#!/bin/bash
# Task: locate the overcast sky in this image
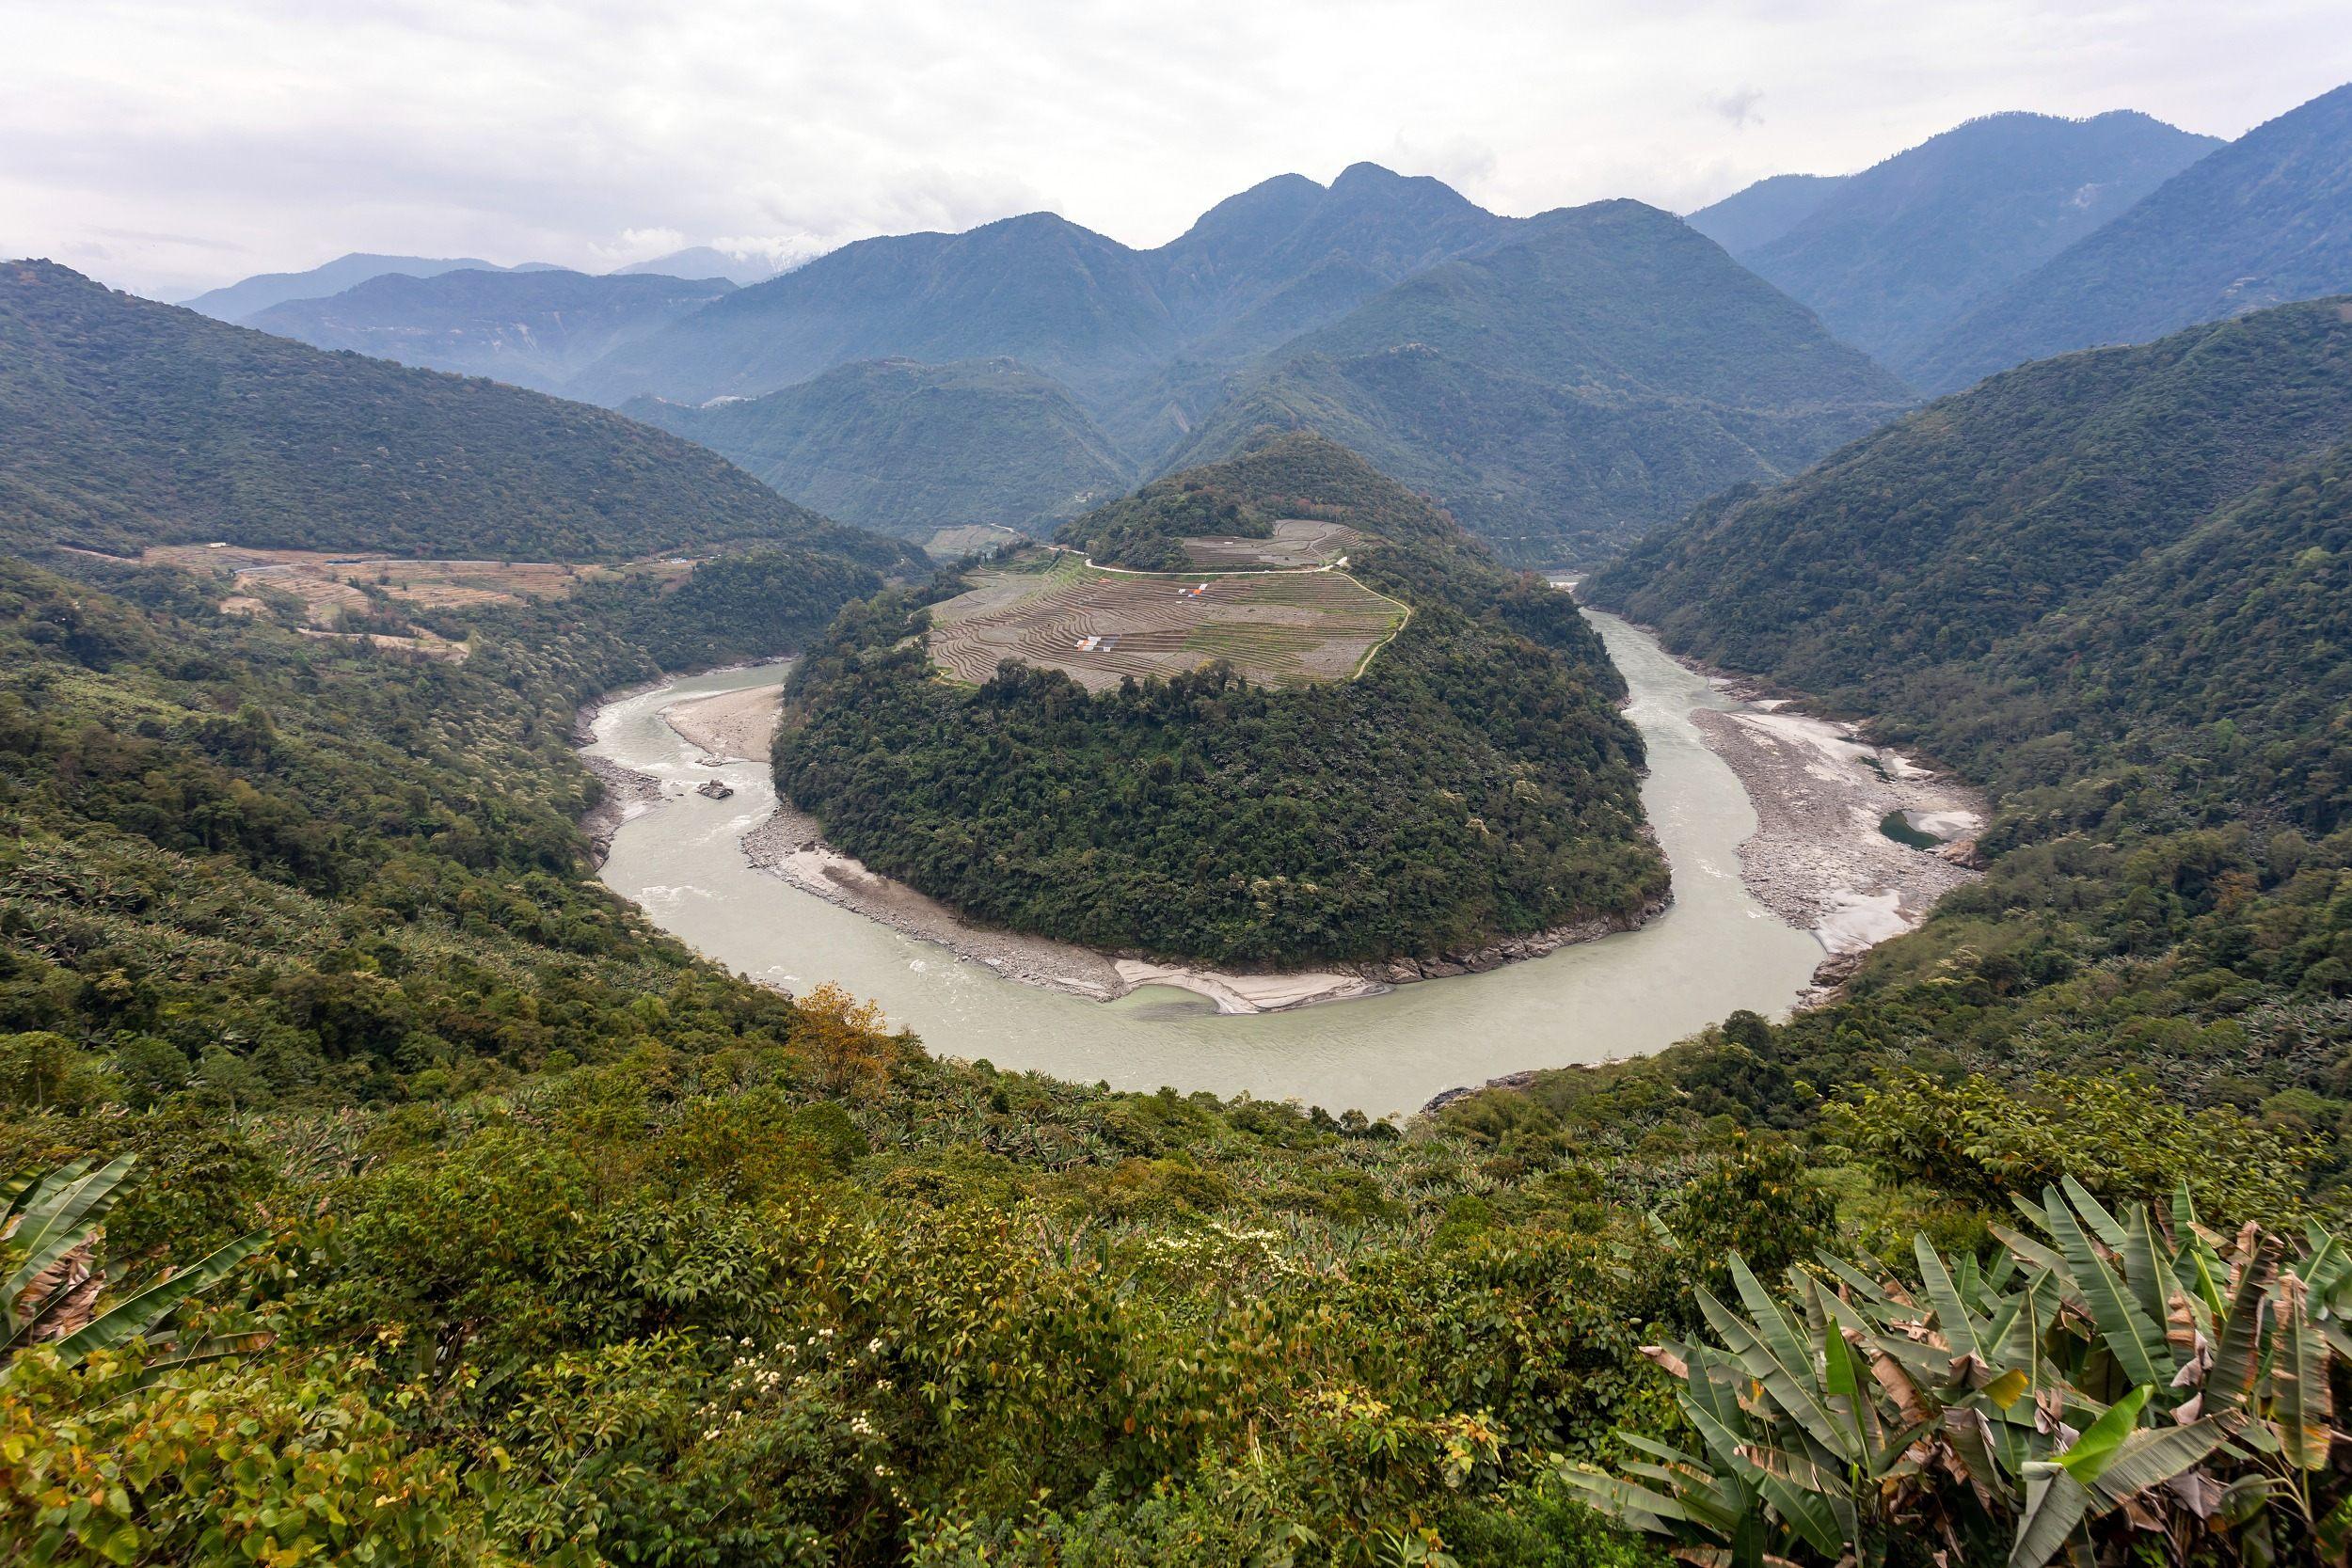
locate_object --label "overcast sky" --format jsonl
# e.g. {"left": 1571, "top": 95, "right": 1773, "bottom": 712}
{"left": 8, "top": 0, "right": 2348, "bottom": 300}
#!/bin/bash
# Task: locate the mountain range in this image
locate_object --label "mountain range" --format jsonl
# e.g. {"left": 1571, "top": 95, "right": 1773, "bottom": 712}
{"left": 1696, "top": 111, "right": 2219, "bottom": 380}
{"left": 188, "top": 82, "right": 2352, "bottom": 565}
{"left": 1162, "top": 200, "right": 1910, "bottom": 562}
{"left": 1911, "top": 83, "right": 2352, "bottom": 392}
{"left": 246, "top": 268, "right": 740, "bottom": 395}
{"left": 565, "top": 167, "right": 1901, "bottom": 562}
{"left": 178, "top": 252, "right": 564, "bottom": 322}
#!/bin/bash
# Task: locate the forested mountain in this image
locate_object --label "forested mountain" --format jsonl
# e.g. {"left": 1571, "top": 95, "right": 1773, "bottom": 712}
{"left": 1588, "top": 296, "right": 2352, "bottom": 705}
{"left": 626, "top": 357, "right": 1134, "bottom": 538}
{"left": 1168, "top": 202, "right": 1913, "bottom": 562}
{"left": 571, "top": 211, "right": 1182, "bottom": 404}
{"left": 0, "top": 260, "right": 919, "bottom": 570}
{"left": 1733, "top": 110, "right": 2217, "bottom": 377}
{"left": 1914, "top": 83, "right": 2352, "bottom": 393}
{"left": 577, "top": 164, "right": 1520, "bottom": 410}
{"left": 247, "top": 268, "right": 737, "bottom": 393}
{"left": 179, "top": 251, "right": 554, "bottom": 322}
{"left": 778, "top": 433, "right": 1668, "bottom": 966}
{"left": 1683, "top": 171, "right": 1849, "bottom": 254}
{"left": 1146, "top": 162, "right": 1518, "bottom": 356}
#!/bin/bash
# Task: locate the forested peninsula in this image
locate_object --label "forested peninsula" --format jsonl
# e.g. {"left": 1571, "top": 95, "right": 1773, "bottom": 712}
{"left": 775, "top": 434, "right": 1669, "bottom": 969}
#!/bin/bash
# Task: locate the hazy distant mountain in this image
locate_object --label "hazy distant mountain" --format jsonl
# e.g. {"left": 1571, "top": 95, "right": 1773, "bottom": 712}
{"left": 616, "top": 245, "right": 788, "bottom": 286}
{"left": 1167, "top": 201, "right": 1914, "bottom": 562}
{"left": 572, "top": 211, "right": 1181, "bottom": 405}
{"left": 1913, "top": 83, "right": 2352, "bottom": 393}
{"left": 247, "top": 268, "right": 738, "bottom": 394}
{"left": 179, "top": 252, "right": 559, "bottom": 322}
{"left": 572, "top": 164, "right": 1522, "bottom": 408}
{"left": 0, "top": 259, "right": 917, "bottom": 570}
{"left": 628, "top": 358, "right": 1133, "bottom": 538}
{"left": 1683, "top": 173, "right": 1849, "bottom": 254}
{"left": 1738, "top": 111, "right": 2217, "bottom": 377}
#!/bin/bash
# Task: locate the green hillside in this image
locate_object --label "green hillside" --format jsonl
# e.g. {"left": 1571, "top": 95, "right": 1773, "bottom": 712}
{"left": 248, "top": 267, "right": 737, "bottom": 394}
{"left": 777, "top": 434, "right": 1666, "bottom": 966}
{"left": 1915, "top": 83, "right": 2352, "bottom": 392}
{"left": 1587, "top": 297, "right": 2352, "bottom": 704}
{"left": 1168, "top": 202, "right": 1913, "bottom": 564}
{"left": 628, "top": 357, "right": 1134, "bottom": 538}
{"left": 1737, "top": 110, "right": 2217, "bottom": 376}
{"left": 0, "top": 260, "right": 919, "bottom": 571}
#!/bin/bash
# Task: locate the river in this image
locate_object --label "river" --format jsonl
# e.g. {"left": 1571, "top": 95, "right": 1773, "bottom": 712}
{"left": 588, "top": 612, "right": 1825, "bottom": 1117}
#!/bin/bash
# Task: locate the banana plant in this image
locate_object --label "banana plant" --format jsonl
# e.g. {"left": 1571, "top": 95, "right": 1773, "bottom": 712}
{"left": 1561, "top": 1180, "right": 2344, "bottom": 1567}
{"left": 3, "top": 1153, "right": 267, "bottom": 1373}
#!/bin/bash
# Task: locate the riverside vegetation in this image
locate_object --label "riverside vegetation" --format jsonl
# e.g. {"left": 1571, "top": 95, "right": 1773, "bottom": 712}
{"left": 5, "top": 256, "right": 2352, "bottom": 1567}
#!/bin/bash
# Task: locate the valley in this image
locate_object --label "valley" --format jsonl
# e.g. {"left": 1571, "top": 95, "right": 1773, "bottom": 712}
{"left": 9, "top": 37, "right": 2352, "bottom": 1565}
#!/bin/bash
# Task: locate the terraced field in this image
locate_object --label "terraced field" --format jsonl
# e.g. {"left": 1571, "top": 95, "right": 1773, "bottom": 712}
{"left": 929, "top": 551, "right": 1407, "bottom": 691}
{"left": 1181, "top": 518, "right": 1364, "bottom": 569}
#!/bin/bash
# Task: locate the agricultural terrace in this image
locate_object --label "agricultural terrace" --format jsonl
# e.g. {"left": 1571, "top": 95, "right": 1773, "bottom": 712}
{"left": 1180, "top": 517, "right": 1365, "bottom": 569}
{"left": 927, "top": 549, "right": 1407, "bottom": 692}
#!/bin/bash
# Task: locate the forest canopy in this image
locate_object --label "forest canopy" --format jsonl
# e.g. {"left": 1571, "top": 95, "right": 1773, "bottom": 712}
{"left": 777, "top": 434, "right": 1668, "bottom": 967}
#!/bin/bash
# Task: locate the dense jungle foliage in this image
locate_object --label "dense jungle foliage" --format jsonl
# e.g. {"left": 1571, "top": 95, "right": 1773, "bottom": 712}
{"left": 777, "top": 435, "right": 1668, "bottom": 967}
{"left": 0, "top": 260, "right": 919, "bottom": 571}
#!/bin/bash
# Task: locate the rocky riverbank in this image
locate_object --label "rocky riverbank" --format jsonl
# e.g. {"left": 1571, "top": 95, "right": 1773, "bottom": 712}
{"left": 1687, "top": 703, "right": 1983, "bottom": 987}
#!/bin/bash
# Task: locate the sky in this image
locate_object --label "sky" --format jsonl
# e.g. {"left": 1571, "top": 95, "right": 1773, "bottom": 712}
{"left": 8, "top": 0, "right": 2349, "bottom": 301}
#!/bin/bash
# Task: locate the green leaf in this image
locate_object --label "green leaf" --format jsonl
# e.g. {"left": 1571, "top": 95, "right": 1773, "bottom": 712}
{"left": 2270, "top": 1274, "right": 2332, "bottom": 1471}
{"left": 1915, "top": 1233, "right": 1986, "bottom": 1362}
{"left": 4, "top": 1153, "right": 135, "bottom": 1309}
{"left": 2044, "top": 1194, "right": 2172, "bottom": 1388}
{"left": 2057, "top": 1385, "right": 2151, "bottom": 1486}
{"left": 50, "top": 1231, "right": 266, "bottom": 1363}
{"left": 2204, "top": 1241, "right": 2271, "bottom": 1418}
{"left": 2086, "top": 1421, "right": 2228, "bottom": 1509}
{"left": 2011, "top": 1462, "right": 2092, "bottom": 1568}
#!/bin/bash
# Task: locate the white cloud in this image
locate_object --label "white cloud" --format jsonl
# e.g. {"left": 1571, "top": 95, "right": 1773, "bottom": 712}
{"left": 2, "top": 0, "right": 2347, "bottom": 297}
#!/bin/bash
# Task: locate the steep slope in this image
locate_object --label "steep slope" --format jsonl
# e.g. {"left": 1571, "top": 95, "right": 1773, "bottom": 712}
{"left": 180, "top": 252, "right": 550, "bottom": 321}
{"left": 778, "top": 433, "right": 1667, "bottom": 966}
{"left": 0, "top": 260, "right": 919, "bottom": 570}
{"left": 1915, "top": 83, "right": 2352, "bottom": 393}
{"left": 1683, "top": 173, "right": 1850, "bottom": 254}
{"left": 628, "top": 357, "right": 1133, "bottom": 538}
{"left": 572, "top": 213, "right": 1178, "bottom": 404}
{"left": 1585, "top": 296, "right": 2352, "bottom": 737}
{"left": 247, "top": 268, "right": 737, "bottom": 394}
{"left": 1738, "top": 111, "right": 2217, "bottom": 377}
{"left": 1168, "top": 202, "right": 1914, "bottom": 563}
